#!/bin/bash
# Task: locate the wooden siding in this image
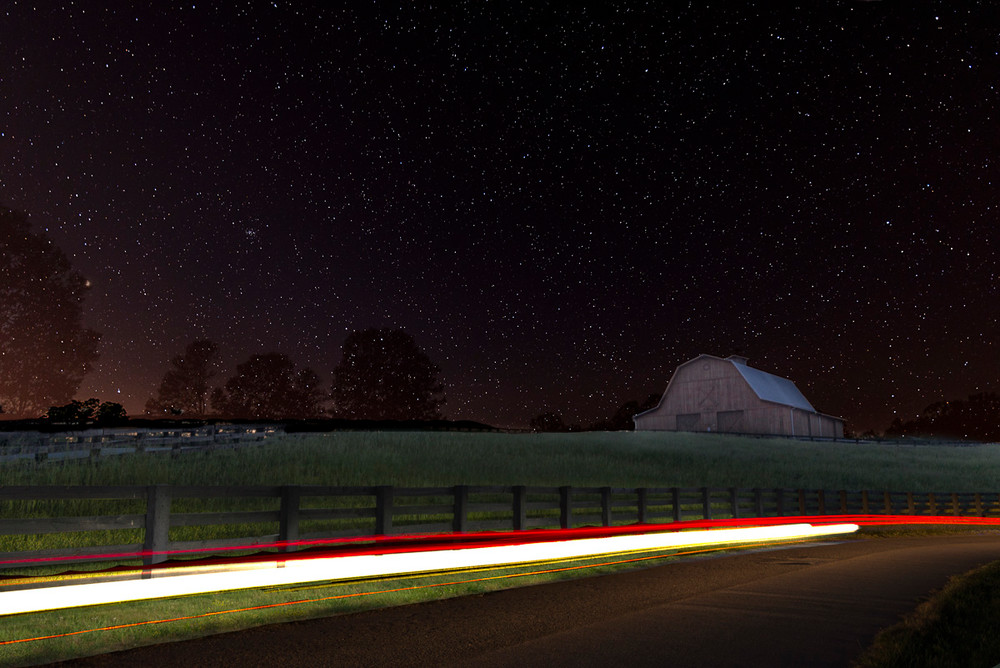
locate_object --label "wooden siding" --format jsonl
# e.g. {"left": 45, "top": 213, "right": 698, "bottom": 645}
{"left": 635, "top": 355, "right": 844, "bottom": 438}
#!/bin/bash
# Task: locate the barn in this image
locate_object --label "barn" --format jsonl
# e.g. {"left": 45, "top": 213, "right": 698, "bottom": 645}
{"left": 633, "top": 354, "right": 844, "bottom": 438}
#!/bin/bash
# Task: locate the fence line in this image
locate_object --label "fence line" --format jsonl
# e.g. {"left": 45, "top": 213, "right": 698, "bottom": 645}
{"left": 1, "top": 484, "right": 998, "bottom": 570}
{"left": 0, "top": 425, "right": 281, "bottom": 463}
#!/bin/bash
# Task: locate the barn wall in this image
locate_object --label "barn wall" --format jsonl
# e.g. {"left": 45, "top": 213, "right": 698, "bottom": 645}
{"left": 656, "top": 357, "right": 760, "bottom": 418}
{"left": 634, "top": 354, "right": 845, "bottom": 438}
{"left": 633, "top": 413, "right": 675, "bottom": 430}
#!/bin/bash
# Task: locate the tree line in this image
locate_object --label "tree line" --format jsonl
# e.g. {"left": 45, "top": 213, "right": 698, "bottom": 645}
{"left": 143, "top": 330, "right": 445, "bottom": 421}
{"left": 529, "top": 394, "right": 660, "bottom": 433}
{"left": 883, "top": 393, "right": 1000, "bottom": 442}
{"left": 4, "top": 204, "right": 998, "bottom": 436}
{"left": 1, "top": 204, "right": 444, "bottom": 423}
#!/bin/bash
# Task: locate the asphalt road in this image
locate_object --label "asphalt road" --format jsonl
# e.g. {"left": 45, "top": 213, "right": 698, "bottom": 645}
{"left": 49, "top": 534, "right": 1000, "bottom": 667}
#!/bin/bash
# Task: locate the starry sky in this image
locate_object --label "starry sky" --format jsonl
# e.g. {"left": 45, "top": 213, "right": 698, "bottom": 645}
{"left": 2, "top": 2, "right": 998, "bottom": 432}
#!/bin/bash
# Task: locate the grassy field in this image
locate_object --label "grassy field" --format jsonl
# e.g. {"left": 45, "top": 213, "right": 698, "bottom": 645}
{"left": 3, "top": 430, "right": 1000, "bottom": 666}
{"left": 3, "top": 430, "right": 1000, "bottom": 490}
{"left": 4, "top": 430, "right": 1000, "bottom": 565}
{"left": 853, "top": 557, "right": 1000, "bottom": 667}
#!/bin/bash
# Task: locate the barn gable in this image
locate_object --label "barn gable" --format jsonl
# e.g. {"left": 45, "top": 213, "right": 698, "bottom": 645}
{"left": 634, "top": 354, "right": 844, "bottom": 438}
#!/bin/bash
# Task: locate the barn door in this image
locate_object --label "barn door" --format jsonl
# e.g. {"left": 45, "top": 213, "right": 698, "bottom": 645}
{"left": 677, "top": 413, "right": 700, "bottom": 431}
{"left": 717, "top": 410, "right": 744, "bottom": 433}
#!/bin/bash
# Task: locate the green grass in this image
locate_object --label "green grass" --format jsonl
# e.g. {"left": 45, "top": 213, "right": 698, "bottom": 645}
{"left": 3, "top": 430, "right": 1000, "bottom": 490}
{"left": 4, "top": 431, "right": 1000, "bottom": 571}
{"left": 0, "top": 537, "right": 819, "bottom": 667}
{"left": 852, "top": 558, "right": 1000, "bottom": 667}
{"left": 4, "top": 430, "right": 1000, "bottom": 665}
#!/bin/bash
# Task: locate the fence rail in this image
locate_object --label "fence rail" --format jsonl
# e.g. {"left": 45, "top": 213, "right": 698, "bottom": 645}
{"left": 0, "top": 425, "right": 280, "bottom": 463}
{"left": 2, "top": 484, "right": 999, "bottom": 570}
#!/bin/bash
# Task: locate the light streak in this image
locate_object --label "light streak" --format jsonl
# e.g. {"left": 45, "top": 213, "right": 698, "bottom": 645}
{"left": 0, "top": 542, "right": 759, "bottom": 647}
{"left": 0, "top": 522, "right": 858, "bottom": 616}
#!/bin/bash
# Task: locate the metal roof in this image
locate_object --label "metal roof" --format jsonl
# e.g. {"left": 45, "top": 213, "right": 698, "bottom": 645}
{"left": 727, "top": 356, "right": 816, "bottom": 412}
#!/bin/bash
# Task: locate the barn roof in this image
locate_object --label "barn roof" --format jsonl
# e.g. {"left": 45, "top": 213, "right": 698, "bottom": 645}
{"left": 724, "top": 355, "right": 816, "bottom": 412}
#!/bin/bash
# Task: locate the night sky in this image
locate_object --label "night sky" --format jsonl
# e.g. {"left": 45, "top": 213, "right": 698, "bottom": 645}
{"left": 3, "top": 2, "right": 998, "bottom": 432}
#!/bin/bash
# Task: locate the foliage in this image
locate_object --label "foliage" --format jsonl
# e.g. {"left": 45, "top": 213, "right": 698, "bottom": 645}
{"left": 529, "top": 412, "right": 569, "bottom": 432}
{"left": 886, "top": 392, "right": 1000, "bottom": 441}
{"left": 45, "top": 398, "right": 128, "bottom": 425}
{"left": 144, "top": 339, "right": 219, "bottom": 417}
{"left": 330, "top": 329, "right": 445, "bottom": 420}
{"left": 531, "top": 393, "right": 660, "bottom": 432}
{"left": 95, "top": 401, "right": 128, "bottom": 424}
{"left": 854, "top": 559, "right": 1000, "bottom": 668}
{"left": 589, "top": 393, "right": 661, "bottom": 431}
{"left": 211, "top": 352, "right": 324, "bottom": 419}
{"left": 45, "top": 398, "right": 100, "bottom": 423}
{"left": 0, "top": 205, "right": 101, "bottom": 417}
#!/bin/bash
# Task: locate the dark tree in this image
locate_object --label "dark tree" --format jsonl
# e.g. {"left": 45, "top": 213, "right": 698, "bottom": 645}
{"left": 529, "top": 412, "right": 568, "bottom": 433}
{"left": 46, "top": 398, "right": 127, "bottom": 425}
{"left": 885, "top": 392, "right": 1000, "bottom": 441}
{"left": 145, "top": 339, "right": 219, "bottom": 417}
{"left": 46, "top": 398, "right": 100, "bottom": 423}
{"left": 211, "top": 353, "right": 324, "bottom": 419}
{"left": 95, "top": 401, "right": 128, "bottom": 425}
{"left": 0, "top": 206, "right": 100, "bottom": 417}
{"left": 330, "top": 329, "right": 445, "bottom": 420}
{"left": 589, "top": 393, "right": 661, "bottom": 431}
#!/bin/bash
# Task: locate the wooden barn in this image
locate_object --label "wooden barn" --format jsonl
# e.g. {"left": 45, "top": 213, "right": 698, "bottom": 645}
{"left": 633, "top": 354, "right": 844, "bottom": 438}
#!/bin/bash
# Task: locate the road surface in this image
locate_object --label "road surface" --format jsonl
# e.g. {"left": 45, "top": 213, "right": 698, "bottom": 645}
{"left": 48, "top": 533, "right": 1000, "bottom": 667}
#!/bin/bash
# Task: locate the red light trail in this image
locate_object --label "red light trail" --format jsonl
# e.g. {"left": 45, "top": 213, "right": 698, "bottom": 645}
{"left": 3, "top": 514, "right": 996, "bottom": 619}
{"left": 0, "top": 542, "right": 811, "bottom": 647}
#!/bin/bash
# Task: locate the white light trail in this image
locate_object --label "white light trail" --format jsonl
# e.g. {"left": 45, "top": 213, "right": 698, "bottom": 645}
{"left": 0, "top": 523, "right": 857, "bottom": 616}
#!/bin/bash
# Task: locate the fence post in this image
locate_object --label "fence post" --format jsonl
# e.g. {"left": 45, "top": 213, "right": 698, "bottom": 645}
{"left": 840, "top": 490, "right": 848, "bottom": 514}
{"left": 513, "top": 485, "right": 527, "bottom": 530}
{"left": 928, "top": 492, "right": 936, "bottom": 515}
{"left": 701, "top": 487, "right": 711, "bottom": 520}
{"left": 775, "top": 488, "right": 785, "bottom": 517}
{"left": 560, "top": 486, "right": 572, "bottom": 529}
{"left": 143, "top": 484, "right": 171, "bottom": 572}
{"left": 729, "top": 487, "right": 739, "bottom": 519}
{"left": 671, "top": 488, "right": 680, "bottom": 522}
{"left": 975, "top": 493, "right": 983, "bottom": 516}
{"left": 797, "top": 489, "right": 806, "bottom": 515}
{"left": 601, "top": 487, "right": 612, "bottom": 527}
{"left": 453, "top": 485, "right": 469, "bottom": 533}
{"left": 906, "top": 492, "right": 915, "bottom": 515}
{"left": 637, "top": 488, "right": 648, "bottom": 524}
{"left": 753, "top": 488, "right": 763, "bottom": 517}
{"left": 279, "top": 485, "right": 301, "bottom": 552}
{"left": 861, "top": 490, "right": 870, "bottom": 514}
{"left": 951, "top": 493, "right": 960, "bottom": 515}
{"left": 817, "top": 489, "right": 826, "bottom": 515}
{"left": 375, "top": 486, "right": 394, "bottom": 535}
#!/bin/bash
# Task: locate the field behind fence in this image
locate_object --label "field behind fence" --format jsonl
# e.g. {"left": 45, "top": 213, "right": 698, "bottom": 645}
{"left": 3, "top": 429, "right": 1000, "bottom": 575}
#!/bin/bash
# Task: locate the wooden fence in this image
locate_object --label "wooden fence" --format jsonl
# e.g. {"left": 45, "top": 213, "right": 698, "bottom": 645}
{"left": 0, "top": 425, "right": 280, "bottom": 464}
{"left": 2, "top": 485, "right": 999, "bottom": 570}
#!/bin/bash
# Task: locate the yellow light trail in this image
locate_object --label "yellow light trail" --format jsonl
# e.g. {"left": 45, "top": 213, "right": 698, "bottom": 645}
{"left": 2, "top": 537, "right": 831, "bottom": 647}
{"left": 0, "top": 523, "right": 858, "bottom": 616}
